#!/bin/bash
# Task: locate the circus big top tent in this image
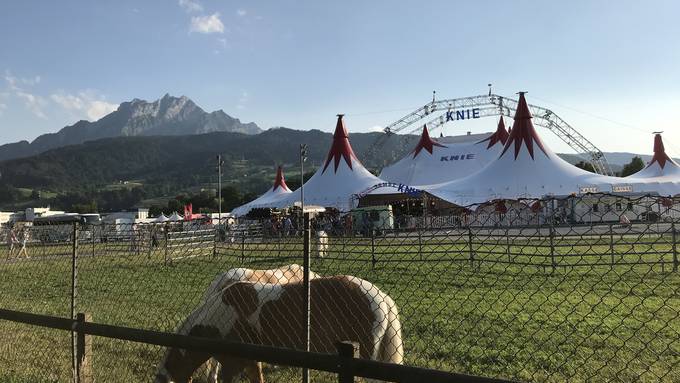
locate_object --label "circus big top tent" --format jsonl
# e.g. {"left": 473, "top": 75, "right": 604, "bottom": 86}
{"left": 271, "top": 115, "right": 386, "bottom": 212}
{"left": 231, "top": 165, "right": 293, "bottom": 216}
{"left": 425, "top": 93, "right": 680, "bottom": 206}
{"left": 379, "top": 118, "right": 509, "bottom": 186}
{"left": 627, "top": 134, "right": 680, "bottom": 181}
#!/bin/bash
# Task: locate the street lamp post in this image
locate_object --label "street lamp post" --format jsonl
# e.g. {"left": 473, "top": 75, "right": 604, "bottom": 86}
{"left": 217, "top": 155, "right": 224, "bottom": 225}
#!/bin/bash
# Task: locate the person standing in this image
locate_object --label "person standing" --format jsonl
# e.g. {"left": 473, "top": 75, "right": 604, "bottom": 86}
{"left": 6, "top": 227, "right": 16, "bottom": 257}
{"left": 17, "top": 228, "right": 29, "bottom": 259}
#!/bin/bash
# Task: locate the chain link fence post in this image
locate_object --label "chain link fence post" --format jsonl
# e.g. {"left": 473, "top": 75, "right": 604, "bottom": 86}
{"left": 241, "top": 231, "right": 246, "bottom": 265}
{"left": 71, "top": 222, "right": 79, "bottom": 383}
{"left": 609, "top": 223, "right": 615, "bottom": 268}
{"left": 371, "top": 229, "right": 376, "bottom": 269}
{"left": 468, "top": 227, "right": 474, "bottom": 268}
{"left": 549, "top": 222, "right": 556, "bottom": 273}
{"left": 302, "top": 212, "right": 311, "bottom": 383}
{"left": 672, "top": 222, "right": 678, "bottom": 272}
{"left": 163, "top": 222, "right": 169, "bottom": 266}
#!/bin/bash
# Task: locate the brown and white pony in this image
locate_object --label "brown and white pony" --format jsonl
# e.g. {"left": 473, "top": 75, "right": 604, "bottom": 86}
{"left": 201, "top": 264, "right": 319, "bottom": 382}
{"left": 155, "top": 275, "right": 403, "bottom": 383}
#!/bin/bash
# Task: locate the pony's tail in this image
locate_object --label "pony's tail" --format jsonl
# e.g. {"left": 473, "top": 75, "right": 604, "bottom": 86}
{"left": 378, "top": 295, "right": 403, "bottom": 365}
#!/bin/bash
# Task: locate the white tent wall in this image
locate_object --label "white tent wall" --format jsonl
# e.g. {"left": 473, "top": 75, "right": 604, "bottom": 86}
{"left": 379, "top": 119, "right": 510, "bottom": 187}
{"left": 231, "top": 165, "right": 293, "bottom": 216}
{"left": 273, "top": 115, "right": 387, "bottom": 212}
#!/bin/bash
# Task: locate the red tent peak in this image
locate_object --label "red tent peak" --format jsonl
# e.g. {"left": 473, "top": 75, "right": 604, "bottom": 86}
{"left": 413, "top": 125, "right": 446, "bottom": 158}
{"left": 500, "top": 93, "right": 548, "bottom": 160}
{"left": 477, "top": 116, "right": 510, "bottom": 149}
{"left": 272, "top": 165, "right": 290, "bottom": 191}
{"left": 647, "top": 133, "right": 674, "bottom": 169}
{"left": 322, "top": 114, "right": 359, "bottom": 173}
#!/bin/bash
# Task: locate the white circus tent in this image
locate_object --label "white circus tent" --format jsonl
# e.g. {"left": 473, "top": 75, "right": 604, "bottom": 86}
{"left": 426, "top": 93, "right": 680, "bottom": 206}
{"left": 273, "top": 115, "right": 386, "bottom": 211}
{"left": 231, "top": 165, "right": 293, "bottom": 216}
{"left": 627, "top": 134, "right": 680, "bottom": 181}
{"left": 379, "top": 118, "right": 509, "bottom": 186}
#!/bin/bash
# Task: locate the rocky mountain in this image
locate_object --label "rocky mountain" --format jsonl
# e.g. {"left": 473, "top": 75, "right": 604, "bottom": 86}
{"left": 0, "top": 94, "right": 261, "bottom": 161}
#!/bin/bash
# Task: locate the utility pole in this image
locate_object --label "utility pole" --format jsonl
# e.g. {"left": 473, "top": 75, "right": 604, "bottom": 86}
{"left": 217, "top": 155, "right": 224, "bottom": 225}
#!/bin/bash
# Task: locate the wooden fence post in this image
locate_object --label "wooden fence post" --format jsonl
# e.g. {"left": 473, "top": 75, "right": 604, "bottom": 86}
{"left": 76, "top": 312, "right": 93, "bottom": 383}
{"left": 337, "top": 341, "right": 359, "bottom": 383}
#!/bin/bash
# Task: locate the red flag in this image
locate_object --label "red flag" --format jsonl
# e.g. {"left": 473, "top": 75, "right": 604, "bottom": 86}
{"left": 184, "top": 203, "right": 193, "bottom": 220}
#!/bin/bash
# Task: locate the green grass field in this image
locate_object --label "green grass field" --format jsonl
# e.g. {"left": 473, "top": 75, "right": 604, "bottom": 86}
{"left": 0, "top": 233, "right": 679, "bottom": 382}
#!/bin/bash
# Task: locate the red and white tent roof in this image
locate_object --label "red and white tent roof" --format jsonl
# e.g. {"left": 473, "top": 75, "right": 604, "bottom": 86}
{"left": 426, "top": 93, "right": 680, "bottom": 206}
{"left": 273, "top": 115, "right": 385, "bottom": 211}
{"left": 628, "top": 134, "right": 680, "bottom": 180}
{"left": 379, "top": 119, "right": 509, "bottom": 186}
{"left": 231, "top": 165, "right": 293, "bottom": 216}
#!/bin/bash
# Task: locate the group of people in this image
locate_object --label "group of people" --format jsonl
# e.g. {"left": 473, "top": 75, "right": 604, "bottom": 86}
{"left": 261, "top": 212, "right": 352, "bottom": 238}
{"left": 5, "top": 226, "right": 30, "bottom": 259}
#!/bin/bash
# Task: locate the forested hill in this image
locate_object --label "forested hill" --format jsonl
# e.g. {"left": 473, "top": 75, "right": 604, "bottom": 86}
{"left": 0, "top": 128, "right": 420, "bottom": 209}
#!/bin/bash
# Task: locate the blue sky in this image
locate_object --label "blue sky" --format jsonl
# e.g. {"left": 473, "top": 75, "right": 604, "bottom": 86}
{"left": 1, "top": 0, "right": 679, "bottom": 155}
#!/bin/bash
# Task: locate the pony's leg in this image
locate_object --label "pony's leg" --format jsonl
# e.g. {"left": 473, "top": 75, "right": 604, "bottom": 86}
{"left": 214, "top": 356, "right": 256, "bottom": 383}
{"left": 244, "top": 362, "right": 264, "bottom": 383}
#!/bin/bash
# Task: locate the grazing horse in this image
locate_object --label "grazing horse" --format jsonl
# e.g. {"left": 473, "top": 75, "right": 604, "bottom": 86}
{"left": 155, "top": 276, "right": 403, "bottom": 383}
{"left": 201, "top": 265, "right": 319, "bottom": 382}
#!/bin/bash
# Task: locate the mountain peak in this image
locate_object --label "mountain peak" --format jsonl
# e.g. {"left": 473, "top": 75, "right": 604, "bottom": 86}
{"left": 0, "top": 94, "right": 262, "bottom": 161}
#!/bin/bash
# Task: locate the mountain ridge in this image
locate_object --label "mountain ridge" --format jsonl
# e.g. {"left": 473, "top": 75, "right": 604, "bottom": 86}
{"left": 0, "top": 94, "right": 261, "bottom": 161}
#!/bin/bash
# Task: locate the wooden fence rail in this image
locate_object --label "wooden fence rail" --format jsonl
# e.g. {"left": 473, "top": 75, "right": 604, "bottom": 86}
{"left": 0, "top": 308, "right": 514, "bottom": 383}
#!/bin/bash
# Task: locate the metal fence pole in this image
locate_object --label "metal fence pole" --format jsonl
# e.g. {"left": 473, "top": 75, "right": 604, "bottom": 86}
{"left": 241, "top": 232, "right": 246, "bottom": 265}
{"left": 337, "top": 341, "right": 359, "bottom": 383}
{"left": 163, "top": 222, "right": 169, "bottom": 266}
{"left": 609, "top": 223, "right": 615, "bottom": 267}
{"left": 371, "top": 230, "right": 376, "bottom": 269}
{"left": 71, "top": 222, "right": 79, "bottom": 383}
{"left": 506, "top": 227, "right": 511, "bottom": 264}
{"left": 549, "top": 223, "right": 556, "bottom": 273}
{"left": 302, "top": 212, "right": 311, "bottom": 383}
{"left": 418, "top": 231, "right": 423, "bottom": 262}
{"left": 468, "top": 228, "right": 474, "bottom": 267}
{"left": 672, "top": 222, "right": 678, "bottom": 272}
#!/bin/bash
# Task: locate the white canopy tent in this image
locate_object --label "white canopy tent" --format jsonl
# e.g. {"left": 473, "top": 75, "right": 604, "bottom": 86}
{"left": 627, "top": 134, "right": 680, "bottom": 181}
{"left": 154, "top": 214, "right": 169, "bottom": 223}
{"left": 168, "top": 212, "right": 183, "bottom": 222}
{"left": 231, "top": 165, "right": 293, "bottom": 216}
{"left": 273, "top": 115, "right": 387, "bottom": 212}
{"left": 379, "top": 119, "right": 509, "bottom": 186}
{"left": 424, "top": 93, "right": 680, "bottom": 206}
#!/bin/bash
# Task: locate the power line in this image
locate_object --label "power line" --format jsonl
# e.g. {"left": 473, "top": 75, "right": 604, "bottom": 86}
{"left": 529, "top": 95, "right": 651, "bottom": 134}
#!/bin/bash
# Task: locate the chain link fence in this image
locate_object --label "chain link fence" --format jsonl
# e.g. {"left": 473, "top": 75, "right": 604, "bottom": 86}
{"left": 1, "top": 193, "right": 680, "bottom": 382}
